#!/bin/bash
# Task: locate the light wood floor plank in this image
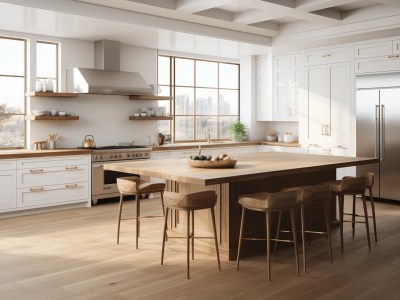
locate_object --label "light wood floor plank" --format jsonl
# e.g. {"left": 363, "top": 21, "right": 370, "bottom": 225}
{"left": 0, "top": 198, "right": 399, "bottom": 299}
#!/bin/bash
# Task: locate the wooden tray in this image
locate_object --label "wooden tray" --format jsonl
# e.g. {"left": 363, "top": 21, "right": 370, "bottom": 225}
{"left": 188, "top": 159, "right": 237, "bottom": 168}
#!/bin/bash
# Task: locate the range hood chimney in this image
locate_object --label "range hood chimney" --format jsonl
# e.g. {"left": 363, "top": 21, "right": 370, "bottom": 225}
{"left": 67, "top": 40, "right": 152, "bottom": 95}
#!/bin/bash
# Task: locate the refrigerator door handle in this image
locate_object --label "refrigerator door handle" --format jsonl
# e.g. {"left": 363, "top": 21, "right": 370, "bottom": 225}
{"left": 375, "top": 105, "right": 379, "bottom": 159}
{"left": 382, "top": 104, "right": 385, "bottom": 161}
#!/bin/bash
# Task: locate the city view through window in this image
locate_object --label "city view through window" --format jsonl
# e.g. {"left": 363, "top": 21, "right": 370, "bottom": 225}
{"left": 158, "top": 55, "right": 239, "bottom": 142}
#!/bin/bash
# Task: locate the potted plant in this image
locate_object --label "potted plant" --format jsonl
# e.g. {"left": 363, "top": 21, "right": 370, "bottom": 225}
{"left": 227, "top": 119, "right": 248, "bottom": 142}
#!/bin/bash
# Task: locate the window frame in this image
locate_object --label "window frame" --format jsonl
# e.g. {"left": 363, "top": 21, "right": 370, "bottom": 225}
{"left": 158, "top": 54, "right": 240, "bottom": 143}
{"left": 0, "top": 36, "right": 27, "bottom": 149}
{"left": 36, "top": 40, "right": 59, "bottom": 91}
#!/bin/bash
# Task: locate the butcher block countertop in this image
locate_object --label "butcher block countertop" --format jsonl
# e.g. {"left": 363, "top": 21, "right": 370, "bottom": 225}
{"left": 0, "top": 149, "right": 92, "bottom": 159}
{"left": 104, "top": 152, "right": 378, "bottom": 186}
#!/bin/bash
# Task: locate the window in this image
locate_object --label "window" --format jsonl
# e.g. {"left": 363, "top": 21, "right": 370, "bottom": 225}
{"left": 37, "top": 41, "right": 58, "bottom": 91}
{"left": 158, "top": 55, "right": 240, "bottom": 142}
{"left": 0, "top": 37, "right": 26, "bottom": 148}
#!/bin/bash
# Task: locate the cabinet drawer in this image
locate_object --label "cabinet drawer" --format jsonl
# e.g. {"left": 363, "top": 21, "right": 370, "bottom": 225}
{"left": 0, "top": 170, "right": 16, "bottom": 211}
{"left": 355, "top": 56, "right": 400, "bottom": 74}
{"left": 304, "top": 47, "right": 350, "bottom": 66}
{"left": 17, "top": 182, "right": 89, "bottom": 208}
{"left": 17, "top": 155, "right": 89, "bottom": 169}
{"left": 17, "top": 164, "right": 89, "bottom": 188}
{"left": 0, "top": 160, "right": 17, "bottom": 171}
{"left": 354, "top": 41, "right": 392, "bottom": 59}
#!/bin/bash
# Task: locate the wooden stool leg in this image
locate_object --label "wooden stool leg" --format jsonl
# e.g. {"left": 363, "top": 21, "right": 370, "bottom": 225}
{"left": 186, "top": 209, "right": 190, "bottom": 279}
{"left": 352, "top": 195, "right": 356, "bottom": 237}
{"left": 160, "top": 191, "right": 165, "bottom": 216}
{"left": 323, "top": 202, "right": 333, "bottom": 263}
{"left": 211, "top": 207, "right": 221, "bottom": 271}
{"left": 369, "top": 187, "right": 378, "bottom": 243}
{"left": 191, "top": 210, "right": 195, "bottom": 260}
{"left": 300, "top": 204, "right": 306, "bottom": 274}
{"left": 338, "top": 195, "right": 344, "bottom": 254}
{"left": 136, "top": 194, "right": 140, "bottom": 249}
{"left": 290, "top": 208, "right": 300, "bottom": 277}
{"left": 161, "top": 207, "right": 169, "bottom": 265}
{"left": 236, "top": 206, "right": 246, "bottom": 271}
{"left": 362, "top": 193, "right": 371, "bottom": 251}
{"left": 307, "top": 206, "right": 312, "bottom": 246}
{"left": 273, "top": 211, "right": 282, "bottom": 256}
{"left": 117, "top": 193, "right": 124, "bottom": 244}
{"left": 266, "top": 211, "right": 271, "bottom": 282}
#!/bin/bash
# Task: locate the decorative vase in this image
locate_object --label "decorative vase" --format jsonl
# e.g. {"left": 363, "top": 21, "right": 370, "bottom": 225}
{"left": 46, "top": 77, "right": 53, "bottom": 92}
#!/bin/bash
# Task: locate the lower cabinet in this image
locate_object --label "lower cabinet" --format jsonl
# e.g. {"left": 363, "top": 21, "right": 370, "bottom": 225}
{"left": 0, "top": 160, "right": 17, "bottom": 211}
{"left": 258, "top": 145, "right": 306, "bottom": 153}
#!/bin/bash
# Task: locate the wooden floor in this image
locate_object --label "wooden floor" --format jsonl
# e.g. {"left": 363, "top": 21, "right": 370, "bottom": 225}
{"left": 0, "top": 197, "right": 399, "bottom": 300}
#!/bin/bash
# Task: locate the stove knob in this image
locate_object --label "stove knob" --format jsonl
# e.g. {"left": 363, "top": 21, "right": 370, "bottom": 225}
{"left": 138, "top": 153, "right": 142, "bottom": 157}
{"left": 127, "top": 154, "right": 131, "bottom": 158}
{"left": 110, "top": 155, "right": 114, "bottom": 159}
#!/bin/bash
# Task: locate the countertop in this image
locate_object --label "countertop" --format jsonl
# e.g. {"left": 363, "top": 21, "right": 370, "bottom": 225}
{"left": 151, "top": 140, "right": 300, "bottom": 151}
{"left": 104, "top": 152, "right": 377, "bottom": 186}
{"left": 0, "top": 149, "right": 92, "bottom": 159}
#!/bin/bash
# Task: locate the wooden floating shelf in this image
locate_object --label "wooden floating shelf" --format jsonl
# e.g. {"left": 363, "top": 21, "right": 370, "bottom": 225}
{"left": 27, "top": 116, "right": 80, "bottom": 121}
{"left": 26, "top": 92, "right": 78, "bottom": 98}
{"left": 129, "top": 116, "right": 172, "bottom": 121}
{"left": 129, "top": 95, "right": 172, "bottom": 100}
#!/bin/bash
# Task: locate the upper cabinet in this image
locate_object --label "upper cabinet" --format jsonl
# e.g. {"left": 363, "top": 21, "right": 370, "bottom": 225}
{"left": 256, "top": 56, "right": 272, "bottom": 121}
{"left": 304, "top": 47, "right": 350, "bottom": 66}
{"left": 273, "top": 54, "right": 300, "bottom": 121}
{"left": 354, "top": 39, "right": 400, "bottom": 74}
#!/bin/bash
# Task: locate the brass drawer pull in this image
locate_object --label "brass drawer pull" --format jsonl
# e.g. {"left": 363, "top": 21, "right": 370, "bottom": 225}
{"left": 65, "top": 184, "right": 79, "bottom": 188}
{"left": 65, "top": 166, "right": 78, "bottom": 170}
{"left": 322, "top": 54, "right": 332, "bottom": 58}
{"left": 30, "top": 187, "right": 44, "bottom": 192}
{"left": 29, "top": 169, "right": 43, "bottom": 173}
{"left": 388, "top": 55, "right": 400, "bottom": 59}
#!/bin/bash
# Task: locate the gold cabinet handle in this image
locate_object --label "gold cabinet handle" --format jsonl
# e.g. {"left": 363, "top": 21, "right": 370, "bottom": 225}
{"left": 322, "top": 54, "right": 332, "bottom": 58}
{"left": 388, "top": 55, "right": 400, "bottom": 59}
{"left": 65, "top": 166, "right": 78, "bottom": 170}
{"left": 30, "top": 187, "right": 44, "bottom": 192}
{"left": 30, "top": 169, "right": 44, "bottom": 173}
{"left": 65, "top": 184, "right": 79, "bottom": 188}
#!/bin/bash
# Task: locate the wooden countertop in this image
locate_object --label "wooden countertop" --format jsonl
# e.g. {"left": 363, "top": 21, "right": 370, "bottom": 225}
{"left": 104, "top": 152, "right": 378, "bottom": 186}
{"left": 0, "top": 149, "right": 92, "bottom": 159}
{"left": 151, "top": 141, "right": 299, "bottom": 151}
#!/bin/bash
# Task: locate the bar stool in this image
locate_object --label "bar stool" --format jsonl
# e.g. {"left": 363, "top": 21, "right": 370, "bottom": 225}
{"left": 276, "top": 185, "right": 332, "bottom": 273}
{"left": 161, "top": 190, "right": 221, "bottom": 279}
{"left": 325, "top": 176, "right": 371, "bottom": 253}
{"left": 116, "top": 176, "right": 165, "bottom": 249}
{"left": 346, "top": 173, "right": 377, "bottom": 243}
{"left": 236, "top": 190, "right": 299, "bottom": 282}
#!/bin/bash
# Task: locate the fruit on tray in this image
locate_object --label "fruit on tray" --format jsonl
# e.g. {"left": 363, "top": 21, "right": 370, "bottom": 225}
{"left": 190, "top": 153, "right": 232, "bottom": 161}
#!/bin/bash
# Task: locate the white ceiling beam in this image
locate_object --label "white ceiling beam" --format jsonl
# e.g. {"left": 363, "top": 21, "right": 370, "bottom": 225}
{"left": 195, "top": 8, "right": 233, "bottom": 22}
{"left": 175, "top": 0, "right": 233, "bottom": 14}
{"left": 233, "top": 10, "right": 287, "bottom": 24}
{"left": 376, "top": 0, "right": 400, "bottom": 9}
{"left": 125, "top": 0, "right": 175, "bottom": 10}
{"left": 295, "top": 0, "right": 360, "bottom": 12}
{"left": 249, "top": 21, "right": 279, "bottom": 32}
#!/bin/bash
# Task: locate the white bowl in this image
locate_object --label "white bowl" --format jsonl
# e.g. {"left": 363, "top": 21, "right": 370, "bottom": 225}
{"left": 266, "top": 135, "right": 278, "bottom": 142}
{"left": 58, "top": 111, "right": 67, "bottom": 116}
{"left": 134, "top": 113, "right": 140, "bottom": 117}
{"left": 32, "top": 110, "right": 48, "bottom": 116}
{"left": 140, "top": 112, "right": 147, "bottom": 117}
{"left": 50, "top": 110, "right": 58, "bottom": 116}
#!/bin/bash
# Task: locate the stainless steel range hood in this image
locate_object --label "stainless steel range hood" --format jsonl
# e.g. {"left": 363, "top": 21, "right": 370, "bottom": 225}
{"left": 67, "top": 40, "right": 152, "bottom": 96}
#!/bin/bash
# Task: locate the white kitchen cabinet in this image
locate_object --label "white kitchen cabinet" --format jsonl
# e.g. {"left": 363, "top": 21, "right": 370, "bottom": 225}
{"left": 304, "top": 62, "right": 351, "bottom": 152}
{"left": 258, "top": 145, "right": 305, "bottom": 153}
{"left": 0, "top": 160, "right": 17, "bottom": 211}
{"left": 273, "top": 54, "right": 300, "bottom": 121}
{"left": 304, "top": 47, "right": 350, "bottom": 66}
{"left": 256, "top": 56, "right": 273, "bottom": 121}
{"left": 354, "top": 39, "right": 400, "bottom": 74}
{"left": 16, "top": 155, "right": 90, "bottom": 209}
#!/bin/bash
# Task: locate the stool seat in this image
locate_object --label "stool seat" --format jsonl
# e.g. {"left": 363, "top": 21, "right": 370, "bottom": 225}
{"left": 161, "top": 191, "right": 221, "bottom": 279}
{"left": 116, "top": 176, "right": 165, "bottom": 249}
{"left": 239, "top": 191, "right": 298, "bottom": 211}
{"left": 236, "top": 190, "right": 299, "bottom": 282}
{"left": 163, "top": 191, "right": 216, "bottom": 210}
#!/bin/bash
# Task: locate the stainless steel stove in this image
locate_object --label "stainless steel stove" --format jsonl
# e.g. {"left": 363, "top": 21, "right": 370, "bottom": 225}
{"left": 88, "top": 145, "right": 151, "bottom": 205}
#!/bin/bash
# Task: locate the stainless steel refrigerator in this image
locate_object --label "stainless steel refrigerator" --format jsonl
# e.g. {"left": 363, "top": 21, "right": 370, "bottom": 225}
{"left": 356, "top": 73, "right": 400, "bottom": 201}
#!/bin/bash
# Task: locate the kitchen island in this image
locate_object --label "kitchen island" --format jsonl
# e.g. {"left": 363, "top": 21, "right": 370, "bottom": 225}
{"left": 104, "top": 152, "right": 378, "bottom": 260}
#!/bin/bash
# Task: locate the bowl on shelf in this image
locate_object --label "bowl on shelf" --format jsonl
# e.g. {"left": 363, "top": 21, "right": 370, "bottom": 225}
{"left": 32, "top": 110, "right": 48, "bottom": 116}
{"left": 58, "top": 111, "right": 67, "bottom": 116}
{"left": 266, "top": 135, "right": 278, "bottom": 142}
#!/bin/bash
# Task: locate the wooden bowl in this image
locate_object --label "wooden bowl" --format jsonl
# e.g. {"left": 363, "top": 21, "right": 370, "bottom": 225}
{"left": 188, "top": 159, "right": 237, "bottom": 168}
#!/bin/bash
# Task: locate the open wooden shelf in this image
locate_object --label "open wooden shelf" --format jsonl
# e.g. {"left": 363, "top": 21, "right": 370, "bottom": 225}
{"left": 27, "top": 115, "right": 80, "bottom": 121}
{"left": 129, "top": 95, "right": 172, "bottom": 100}
{"left": 26, "top": 92, "right": 78, "bottom": 98}
{"left": 129, "top": 116, "right": 172, "bottom": 121}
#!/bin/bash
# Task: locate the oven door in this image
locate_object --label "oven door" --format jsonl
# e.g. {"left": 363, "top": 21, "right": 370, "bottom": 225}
{"left": 92, "top": 161, "right": 139, "bottom": 196}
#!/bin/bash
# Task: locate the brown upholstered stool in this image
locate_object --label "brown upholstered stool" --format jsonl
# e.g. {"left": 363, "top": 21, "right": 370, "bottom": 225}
{"left": 236, "top": 190, "right": 300, "bottom": 282}
{"left": 161, "top": 191, "right": 221, "bottom": 279}
{"left": 325, "top": 176, "right": 371, "bottom": 253}
{"left": 116, "top": 176, "right": 165, "bottom": 249}
{"left": 276, "top": 185, "right": 332, "bottom": 273}
{"left": 345, "top": 173, "right": 377, "bottom": 243}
